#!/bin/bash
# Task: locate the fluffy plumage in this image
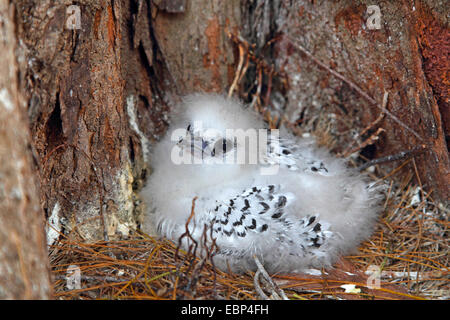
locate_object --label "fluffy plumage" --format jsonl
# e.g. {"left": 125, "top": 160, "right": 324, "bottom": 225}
{"left": 141, "top": 93, "right": 383, "bottom": 273}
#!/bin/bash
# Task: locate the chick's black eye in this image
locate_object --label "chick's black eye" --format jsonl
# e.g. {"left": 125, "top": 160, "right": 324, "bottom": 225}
{"left": 224, "top": 139, "right": 234, "bottom": 153}
{"left": 213, "top": 138, "right": 233, "bottom": 155}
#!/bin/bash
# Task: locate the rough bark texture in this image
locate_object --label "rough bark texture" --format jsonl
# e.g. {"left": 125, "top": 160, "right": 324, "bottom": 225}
{"left": 151, "top": 0, "right": 241, "bottom": 94}
{"left": 0, "top": 1, "right": 51, "bottom": 299}
{"left": 15, "top": 0, "right": 171, "bottom": 242}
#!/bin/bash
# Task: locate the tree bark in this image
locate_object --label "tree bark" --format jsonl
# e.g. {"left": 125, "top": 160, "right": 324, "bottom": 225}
{"left": 15, "top": 0, "right": 172, "bottom": 242}
{"left": 0, "top": 0, "right": 51, "bottom": 299}
{"left": 151, "top": 0, "right": 241, "bottom": 94}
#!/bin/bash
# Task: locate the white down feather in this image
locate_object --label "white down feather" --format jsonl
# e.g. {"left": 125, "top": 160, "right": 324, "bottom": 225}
{"left": 141, "top": 93, "right": 384, "bottom": 273}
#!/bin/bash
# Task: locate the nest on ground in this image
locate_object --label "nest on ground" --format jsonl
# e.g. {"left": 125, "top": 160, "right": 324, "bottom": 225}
{"left": 49, "top": 34, "right": 448, "bottom": 300}
{"left": 49, "top": 165, "right": 449, "bottom": 300}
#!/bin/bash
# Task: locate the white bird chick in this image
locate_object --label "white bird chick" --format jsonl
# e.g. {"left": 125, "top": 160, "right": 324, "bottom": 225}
{"left": 141, "top": 93, "right": 383, "bottom": 273}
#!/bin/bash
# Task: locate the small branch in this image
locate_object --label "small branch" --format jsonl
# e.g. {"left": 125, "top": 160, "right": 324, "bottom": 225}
{"left": 358, "top": 145, "right": 428, "bottom": 171}
{"left": 175, "top": 197, "right": 199, "bottom": 262}
{"left": 253, "top": 256, "right": 289, "bottom": 300}
{"left": 228, "top": 39, "right": 247, "bottom": 98}
{"left": 344, "top": 127, "right": 385, "bottom": 158}
{"left": 340, "top": 92, "right": 388, "bottom": 157}
{"left": 253, "top": 270, "right": 270, "bottom": 300}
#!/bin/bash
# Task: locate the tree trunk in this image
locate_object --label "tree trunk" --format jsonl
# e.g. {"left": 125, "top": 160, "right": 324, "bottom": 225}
{"left": 15, "top": 0, "right": 173, "bottom": 242}
{"left": 0, "top": 0, "right": 51, "bottom": 299}
{"left": 151, "top": 0, "right": 241, "bottom": 94}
